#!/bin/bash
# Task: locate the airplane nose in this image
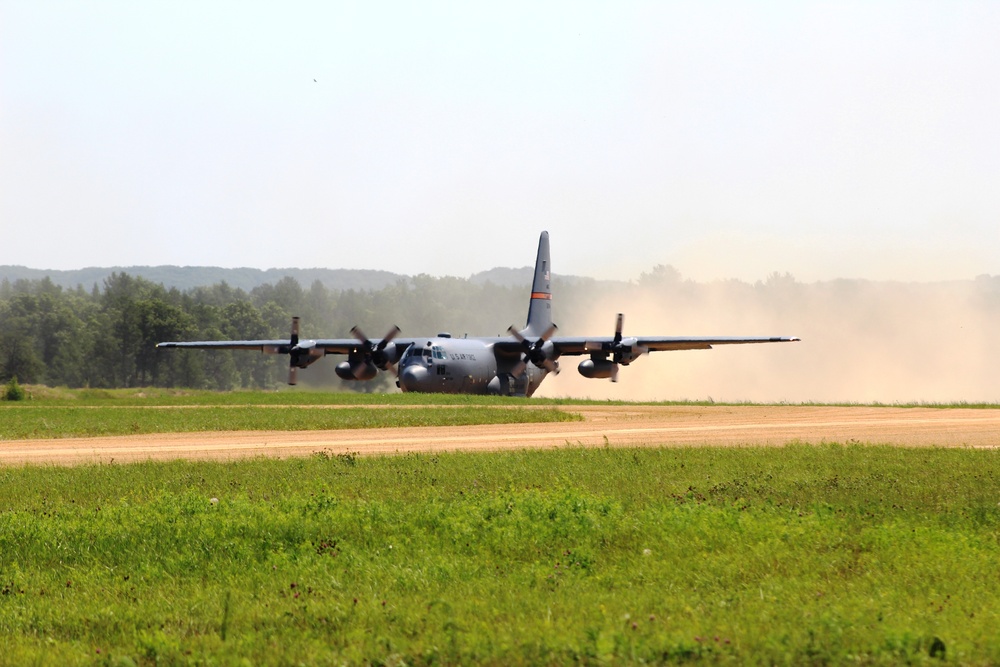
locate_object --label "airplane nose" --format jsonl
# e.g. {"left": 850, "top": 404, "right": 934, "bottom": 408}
{"left": 398, "top": 365, "right": 428, "bottom": 392}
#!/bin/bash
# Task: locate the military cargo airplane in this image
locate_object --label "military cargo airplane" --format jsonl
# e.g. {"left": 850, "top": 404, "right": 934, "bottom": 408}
{"left": 157, "top": 232, "right": 799, "bottom": 396}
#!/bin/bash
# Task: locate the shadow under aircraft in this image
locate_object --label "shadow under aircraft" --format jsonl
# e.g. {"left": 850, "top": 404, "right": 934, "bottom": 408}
{"left": 158, "top": 232, "right": 799, "bottom": 397}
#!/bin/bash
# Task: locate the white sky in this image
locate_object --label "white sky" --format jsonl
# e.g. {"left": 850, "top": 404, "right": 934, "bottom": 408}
{"left": 2, "top": 1, "right": 999, "bottom": 282}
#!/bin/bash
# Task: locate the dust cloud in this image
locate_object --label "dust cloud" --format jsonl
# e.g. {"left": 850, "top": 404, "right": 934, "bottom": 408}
{"left": 534, "top": 270, "right": 1000, "bottom": 404}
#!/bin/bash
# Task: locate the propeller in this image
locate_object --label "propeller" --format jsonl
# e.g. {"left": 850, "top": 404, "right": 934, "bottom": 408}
{"left": 285, "top": 316, "right": 321, "bottom": 385}
{"left": 508, "top": 323, "right": 559, "bottom": 377}
{"left": 583, "top": 313, "right": 645, "bottom": 382}
{"left": 288, "top": 317, "right": 301, "bottom": 385}
{"left": 350, "top": 325, "right": 402, "bottom": 375}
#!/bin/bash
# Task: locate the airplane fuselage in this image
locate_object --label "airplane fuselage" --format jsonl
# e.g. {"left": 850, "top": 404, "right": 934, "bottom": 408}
{"left": 396, "top": 335, "right": 547, "bottom": 396}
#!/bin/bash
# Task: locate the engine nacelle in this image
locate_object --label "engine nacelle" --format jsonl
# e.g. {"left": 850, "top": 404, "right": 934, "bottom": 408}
{"left": 291, "top": 345, "right": 325, "bottom": 368}
{"left": 616, "top": 337, "right": 648, "bottom": 365}
{"left": 263, "top": 341, "right": 323, "bottom": 365}
{"left": 335, "top": 360, "right": 378, "bottom": 381}
{"left": 578, "top": 358, "right": 618, "bottom": 379}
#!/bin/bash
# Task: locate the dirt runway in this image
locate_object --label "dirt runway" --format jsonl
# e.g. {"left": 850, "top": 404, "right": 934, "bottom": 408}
{"left": 2, "top": 405, "right": 999, "bottom": 466}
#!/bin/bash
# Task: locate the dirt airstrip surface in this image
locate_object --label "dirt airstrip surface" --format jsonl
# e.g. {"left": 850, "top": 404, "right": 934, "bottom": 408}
{"left": 2, "top": 405, "right": 1000, "bottom": 466}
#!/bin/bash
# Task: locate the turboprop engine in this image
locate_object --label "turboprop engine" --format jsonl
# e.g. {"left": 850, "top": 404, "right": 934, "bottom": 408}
{"left": 335, "top": 325, "right": 401, "bottom": 381}
{"left": 507, "top": 323, "right": 559, "bottom": 377}
{"left": 611, "top": 336, "right": 648, "bottom": 365}
{"left": 262, "top": 317, "right": 327, "bottom": 385}
{"left": 579, "top": 313, "right": 648, "bottom": 383}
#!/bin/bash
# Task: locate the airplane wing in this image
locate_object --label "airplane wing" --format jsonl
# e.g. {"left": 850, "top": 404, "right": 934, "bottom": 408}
{"left": 156, "top": 337, "right": 422, "bottom": 361}
{"left": 157, "top": 317, "right": 418, "bottom": 358}
{"left": 541, "top": 330, "right": 798, "bottom": 382}
{"left": 157, "top": 321, "right": 422, "bottom": 384}
{"left": 551, "top": 335, "right": 800, "bottom": 356}
{"left": 156, "top": 338, "right": 409, "bottom": 354}
{"left": 156, "top": 339, "right": 291, "bottom": 351}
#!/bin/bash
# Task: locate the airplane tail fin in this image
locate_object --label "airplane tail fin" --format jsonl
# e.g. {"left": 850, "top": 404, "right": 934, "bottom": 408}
{"left": 524, "top": 231, "right": 553, "bottom": 336}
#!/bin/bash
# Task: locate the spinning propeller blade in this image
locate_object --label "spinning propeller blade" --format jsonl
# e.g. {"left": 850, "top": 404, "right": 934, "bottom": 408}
{"left": 285, "top": 317, "right": 302, "bottom": 384}
{"left": 508, "top": 323, "right": 559, "bottom": 377}
{"left": 351, "top": 325, "right": 402, "bottom": 375}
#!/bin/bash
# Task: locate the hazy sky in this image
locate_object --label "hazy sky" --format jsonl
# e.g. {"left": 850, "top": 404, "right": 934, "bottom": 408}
{"left": 2, "top": 1, "right": 998, "bottom": 282}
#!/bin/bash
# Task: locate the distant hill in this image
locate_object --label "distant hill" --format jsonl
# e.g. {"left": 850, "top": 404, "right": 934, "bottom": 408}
{"left": 468, "top": 266, "right": 534, "bottom": 287}
{"left": 0, "top": 265, "right": 407, "bottom": 293}
{"left": 1, "top": 264, "right": 610, "bottom": 293}
{"left": 469, "top": 266, "right": 609, "bottom": 288}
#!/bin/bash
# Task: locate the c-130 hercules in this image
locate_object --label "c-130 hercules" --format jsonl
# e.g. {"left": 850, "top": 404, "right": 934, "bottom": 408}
{"left": 157, "top": 232, "right": 799, "bottom": 397}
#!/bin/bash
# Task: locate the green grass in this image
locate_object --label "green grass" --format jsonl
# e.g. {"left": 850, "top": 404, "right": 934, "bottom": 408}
{"left": 0, "top": 386, "right": 585, "bottom": 439}
{"left": 4, "top": 386, "right": 542, "bottom": 406}
{"left": 0, "top": 405, "right": 577, "bottom": 440}
{"left": 1, "top": 444, "right": 999, "bottom": 665}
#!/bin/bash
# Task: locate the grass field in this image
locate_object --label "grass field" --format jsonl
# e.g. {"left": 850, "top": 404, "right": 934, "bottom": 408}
{"left": 1, "top": 439, "right": 998, "bottom": 665}
{"left": 0, "top": 388, "right": 578, "bottom": 439}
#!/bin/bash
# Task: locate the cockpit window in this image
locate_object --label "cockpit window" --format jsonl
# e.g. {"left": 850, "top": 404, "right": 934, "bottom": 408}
{"left": 431, "top": 345, "right": 446, "bottom": 360}
{"left": 401, "top": 345, "right": 433, "bottom": 363}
